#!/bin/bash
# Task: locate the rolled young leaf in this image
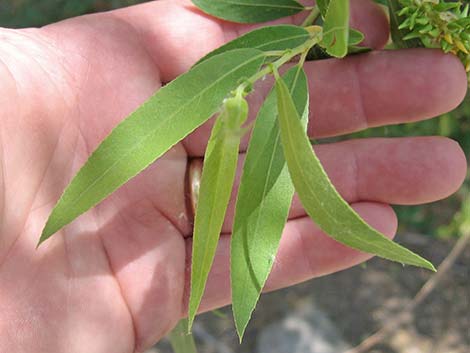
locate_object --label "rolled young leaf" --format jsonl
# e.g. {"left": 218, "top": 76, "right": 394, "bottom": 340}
{"left": 188, "top": 94, "right": 249, "bottom": 330}
{"left": 39, "top": 48, "right": 265, "bottom": 244}
{"left": 197, "top": 25, "right": 310, "bottom": 65}
{"left": 191, "top": 0, "right": 305, "bottom": 24}
{"left": 321, "top": 0, "right": 350, "bottom": 58}
{"left": 348, "top": 29, "right": 365, "bottom": 46}
{"left": 275, "top": 73, "right": 436, "bottom": 271}
{"left": 231, "top": 66, "right": 309, "bottom": 340}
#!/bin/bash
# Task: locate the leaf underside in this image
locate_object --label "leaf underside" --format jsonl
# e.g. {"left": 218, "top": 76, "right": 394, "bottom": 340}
{"left": 197, "top": 25, "right": 310, "bottom": 65}
{"left": 191, "top": 0, "right": 305, "bottom": 23}
{"left": 231, "top": 66, "right": 309, "bottom": 339}
{"left": 275, "top": 74, "right": 436, "bottom": 272}
{"left": 188, "top": 96, "right": 248, "bottom": 329}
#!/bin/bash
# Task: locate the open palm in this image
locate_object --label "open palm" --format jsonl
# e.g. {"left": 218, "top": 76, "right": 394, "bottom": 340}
{"left": 0, "top": 1, "right": 467, "bottom": 352}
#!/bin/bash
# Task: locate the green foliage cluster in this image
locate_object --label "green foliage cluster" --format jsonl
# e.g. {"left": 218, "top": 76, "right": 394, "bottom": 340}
{"left": 35, "top": 0, "right": 448, "bottom": 341}
{"left": 1, "top": 0, "right": 468, "bottom": 348}
{"left": 396, "top": 0, "right": 470, "bottom": 79}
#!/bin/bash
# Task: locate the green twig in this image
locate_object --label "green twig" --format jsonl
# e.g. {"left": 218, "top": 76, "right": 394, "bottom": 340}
{"left": 301, "top": 6, "right": 321, "bottom": 27}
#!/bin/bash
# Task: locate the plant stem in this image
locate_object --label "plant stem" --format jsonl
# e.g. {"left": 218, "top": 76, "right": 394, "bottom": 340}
{"left": 239, "top": 34, "right": 321, "bottom": 93}
{"left": 301, "top": 6, "right": 321, "bottom": 27}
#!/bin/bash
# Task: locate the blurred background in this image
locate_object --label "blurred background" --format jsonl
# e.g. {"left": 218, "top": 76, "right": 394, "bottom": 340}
{"left": 1, "top": 1, "right": 468, "bottom": 353}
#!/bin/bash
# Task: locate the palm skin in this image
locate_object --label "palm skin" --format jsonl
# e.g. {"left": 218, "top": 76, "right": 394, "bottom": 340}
{"left": 0, "top": 1, "right": 467, "bottom": 352}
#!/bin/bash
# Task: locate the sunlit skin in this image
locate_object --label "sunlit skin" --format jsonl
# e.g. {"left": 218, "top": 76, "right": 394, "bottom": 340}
{"left": 0, "top": 0, "right": 467, "bottom": 352}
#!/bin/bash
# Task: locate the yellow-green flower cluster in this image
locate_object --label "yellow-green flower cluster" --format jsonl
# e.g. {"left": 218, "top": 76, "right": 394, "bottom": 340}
{"left": 397, "top": 0, "right": 470, "bottom": 76}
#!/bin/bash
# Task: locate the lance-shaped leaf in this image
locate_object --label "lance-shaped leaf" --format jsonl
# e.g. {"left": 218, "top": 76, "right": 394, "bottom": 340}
{"left": 308, "top": 28, "right": 367, "bottom": 60}
{"left": 188, "top": 94, "right": 249, "bottom": 330}
{"left": 191, "top": 0, "right": 305, "bottom": 24}
{"left": 197, "top": 25, "right": 310, "bottom": 65}
{"left": 275, "top": 74, "right": 436, "bottom": 271}
{"left": 231, "top": 67, "right": 309, "bottom": 339}
{"left": 39, "top": 48, "right": 265, "bottom": 244}
{"left": 316, "top": 0, "right": 331, "bottom": 18}
{"left": 321, "top": 0, "right": 350, "bottom": 58}
{"left": 372, "top": 0, "right": 388, "bottom": 6}
{"left": 349, "top": 29, "right": 365, "bottom": 46}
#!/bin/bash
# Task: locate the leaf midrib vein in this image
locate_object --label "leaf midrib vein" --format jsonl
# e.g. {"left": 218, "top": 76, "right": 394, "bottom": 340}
{"left": 208, "top": 0, "right": 304, "bottom": 10}
{"left": 193, "top": 136, "right": 236, "bottom": 306}
{"left": 58, "top": 54, "right": 263, "bottom": 215}
{"left": 280, "top": 86, "right": 422, "bottom": 263}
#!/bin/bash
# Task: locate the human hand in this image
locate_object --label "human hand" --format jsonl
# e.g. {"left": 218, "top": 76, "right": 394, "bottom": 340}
{"left": 0, "top": 0, "right": 467, "bottom": 352}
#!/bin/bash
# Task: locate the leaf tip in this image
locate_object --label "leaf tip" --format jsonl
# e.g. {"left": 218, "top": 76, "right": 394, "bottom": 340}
{"left": 37, "top": 223, "right": 54, "bottom": 249}
{"left": 187, "top": 297, "right": 198, "bottom": 334}
{"left": 234, "top": 317, "right": 249, "bottom": 344}
{"left": 425, "top": 261, "right": 437, "bottom": 273}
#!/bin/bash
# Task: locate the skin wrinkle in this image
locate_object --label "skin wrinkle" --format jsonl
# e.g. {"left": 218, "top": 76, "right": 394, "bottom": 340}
{"left": 110, "top": 13, "right": 164, "bottom": 86}
{"left": 298, "top": 221, "right": 316, "bottom": 281}
{"left": 0, "top": 26, "right": 137, "bottom": 351}
{"left": 349, "top": 144, "right": 361, "bottom": 203}
{"left": 109, "top": 14, "right": 194, "bottom": 228}
{"left": 96, "top": 227, "right": 138, "bottom": 353}
{"left": 0, "top": 30, "right": 76, "bottom": 208}
{"left": 11, "top": 30, "right": 76, "bottom": 110}
{"left": 101, "top": 202, "right": 184, "bottom": 350}
{"left": 352, "top": 55, "right": 370, "bottom": 129}
{"left": 70, "top": 27, "right": 129, "bottom": 154}
{"left": 0, "top": 41, "right": 68, "bottom": 268}
{"left": 42, "top": 15, "right": 188, "bottom": 347}
{"left": 61, "top": 229, "right": 74, "bottom": 353}
{"left": 0, "top": 129, "right": 5, "bottom": 236}
{"left": 0, "top": 57, "right": 15, "bottom": 240}
{"left": 149, "top": 196, "right": 189, "bottom": 237}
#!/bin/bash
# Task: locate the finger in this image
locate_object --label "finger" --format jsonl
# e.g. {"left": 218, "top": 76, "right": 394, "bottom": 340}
{"left": 184, "top": 201, "right": 397, "bottom": 314}
{"left": 234, "top": 0, "right": 389, "bottom": 48}
{"left": 220, "top": 136, "right": 466, "bottom": 233}
{"left": 184, "top": 49, "right": 467, "bottom": 156}
{"left": 112, "top": 0, "right": 389, "bottom": 82}
{"left": 306, "top": 49, "right": 468, "bottom": 138}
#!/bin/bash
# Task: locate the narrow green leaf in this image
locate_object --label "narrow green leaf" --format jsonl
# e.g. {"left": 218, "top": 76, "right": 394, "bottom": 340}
{"left": 387, "top": 0, "right": 423, "bottom": 49}
{"left": 191, "top": 0, "right": 305, "bottom": 24}
{"left": 197, "top": 25, "right": 310, "bottom": 65}
{"left": 275, "top": 74, "right": 436, "bottom": 272}
{"left": 347, "top": 45, "right": 372, "bottom": 55}
{"left": 231, "top": 67, "right": 309, "bottom": 340}
{"left": 321, "top": 0, "right": 350, "bottom": 58}
{"left": 372, "top": 0, "right": 388, "bottom": 6}
{"left": 316, "top": 0, "right": 331, "bottom": 18}
{"left": 39, "top": 49, "right": 265, "bottom": 245}
{"left": 188, "top": 94, "right": 249, "bottom": 330}
{"left": 168, "top": 319, "right": 198, "bottom": 353}
{"left": 348, "top": 29, "right": 365, "bottom": 46}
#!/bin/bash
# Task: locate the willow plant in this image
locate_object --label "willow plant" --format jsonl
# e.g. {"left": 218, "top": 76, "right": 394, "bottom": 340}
{"left": 38, "top": 0, "right": 469, "bottom": 342}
